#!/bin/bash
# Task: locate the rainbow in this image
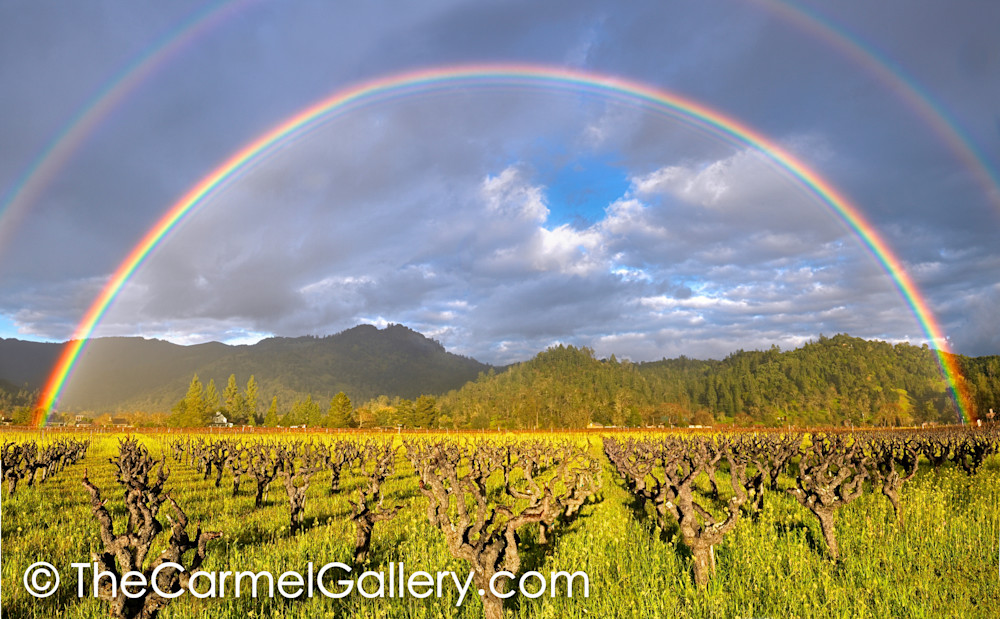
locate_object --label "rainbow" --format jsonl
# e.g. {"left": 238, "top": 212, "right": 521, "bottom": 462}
{"left": 32, "top": 64, "right": 974, "bottom": 424}
{"left": 0, "top": 0, "right": 258, "bottom": 255}
{"left": 753, "top": 0, "right": 1000, "bottom": 212}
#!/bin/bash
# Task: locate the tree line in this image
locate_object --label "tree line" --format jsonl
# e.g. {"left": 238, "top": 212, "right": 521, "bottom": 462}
{"left": 436, "top": 335, "right": 999, "bottom": 429}
{"left": 167, "top": 372, "right": 444, "bottom": 429}
{"left": 13, "top": 334, "right": 1000, "bottom": 430}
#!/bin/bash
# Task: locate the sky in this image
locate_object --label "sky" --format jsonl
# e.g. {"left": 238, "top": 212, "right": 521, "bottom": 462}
{"left": 1, "top": 0, "right": 999, "bottom": 366}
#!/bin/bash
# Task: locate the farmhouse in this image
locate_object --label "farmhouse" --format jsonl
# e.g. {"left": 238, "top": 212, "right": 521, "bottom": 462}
{"left": 208, "top": 411, "right": 233, "bottom": 428}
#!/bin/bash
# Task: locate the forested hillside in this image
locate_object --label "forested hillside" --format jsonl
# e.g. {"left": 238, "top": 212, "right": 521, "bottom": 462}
{"left": 438, "top": 334, "right": 999, "bottom": 428}
{"left": 0, "top": 378, "right": 37, "bottom": 414}
{"left": 3, "top": 328, "right": 997, "bottom": 428}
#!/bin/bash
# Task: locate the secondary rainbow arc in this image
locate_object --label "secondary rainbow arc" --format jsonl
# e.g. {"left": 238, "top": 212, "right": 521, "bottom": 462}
{"left": 756, "top": 0, "right": 1000, "bottom": 214}
{"left": 0, "top": 0, "right": 257, "bottom": 255}
{"left": 32, "top": 64, "right": 973, "bottom": 425}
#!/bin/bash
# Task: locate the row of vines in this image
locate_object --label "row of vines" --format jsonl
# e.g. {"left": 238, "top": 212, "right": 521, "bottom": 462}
{"left": 2, "top": 426, "right": 999, "bottom": 618}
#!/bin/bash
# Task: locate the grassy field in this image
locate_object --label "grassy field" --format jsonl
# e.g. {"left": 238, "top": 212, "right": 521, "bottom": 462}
{"left": 2, "top": 430, "right": 998, "bottom": 618}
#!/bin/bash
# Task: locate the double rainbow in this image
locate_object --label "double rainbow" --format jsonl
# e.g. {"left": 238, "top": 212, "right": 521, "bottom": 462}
{"left": 755, "top": 0, "right": 1000, "bottom": 213}
{"left": 31, "top": 64, "right": 972, "bottom": 424}
{"left": 0, "top": 0, "right": 259, "bottom": 253}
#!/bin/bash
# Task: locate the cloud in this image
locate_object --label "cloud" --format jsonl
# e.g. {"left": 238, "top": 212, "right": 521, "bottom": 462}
{"left": 0, "top": 0, "right": 997, "bottom": 368}
{"left": 947, "top": 283, "right": 1000, "bottom": 355}
{"left": 0, "top": 129, "right": 940, "bottom": 366}
{"left": 633, "top": 162, "right": 730, "bottom": 206}
{"left": 481, "top": 166, "right": 550, "bottom": 223}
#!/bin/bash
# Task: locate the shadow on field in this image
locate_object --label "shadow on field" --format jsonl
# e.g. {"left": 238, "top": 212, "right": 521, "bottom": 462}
{"left": 655, "top": 520, "right": 681, "bottom": 545}
{"left": 308, "top": 504, "right": 355, "bottom": 524}
{"left": 610, "top": 475, "right": 651, "bottom": 526}
{"left": 516, "top": 492, "right": 608, "bottom": 585}
{"left": 775, "top": 516, "right": 827, "bottom": 556}
{"left": 507, "top": 499, "right": 607, "bottom": 617}
{"left": 372, "top": 531, "right": 408, "bottom": 565}
{"left": 390, "top": 486, "right": 421, "bottom": 502}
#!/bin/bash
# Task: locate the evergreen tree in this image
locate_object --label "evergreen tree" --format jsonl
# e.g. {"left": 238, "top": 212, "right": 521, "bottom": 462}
{"left": 182, "top": 374, "right": 207, "bottom": 427}
{"left": 223, "top": 373, "right": 239, "bottom": 408}
{"left": 326, "top": 391, "right": 354, "bottom": 428}
{"left": 168, "top": 399, "right": 188, "bottom": 428}
{"left": 395, "top": 399, "right": 415, "bottom": 427}
{"left": 263, "top": 396, "right": 279, "bottom": 427}
{"left": 288, "top": 395, "right": 322, "bottom": 427}
{"left": 204, "top": 378, "right": 220, "bottom": 413}
{"left": 223, "top": 374, "right": 245, "bottom": 422}
{"left": 413, "top": 395, "right": 438, "bottom": 428}
{"left": 245, "top": 375, "right": 259, "bottom": 423}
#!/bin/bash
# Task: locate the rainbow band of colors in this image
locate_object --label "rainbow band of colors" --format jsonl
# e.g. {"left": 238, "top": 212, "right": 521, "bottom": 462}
{"left": 755, "top": 0, "right": 1000, "bottom": 213}
{"left": 32, "top": 64, "right": 973, "bottom": 425}
{"left": 0, "top": 0, "right": 258, "bottom": 251}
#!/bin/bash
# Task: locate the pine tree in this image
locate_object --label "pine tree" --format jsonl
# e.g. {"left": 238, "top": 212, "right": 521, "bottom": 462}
{"left": 205, "top": 379, "right": 220, "bottom": 413}
{"left": 168, "top": 399, "right": 188, "bottom": 428}
{"left": 263, "top": 396, "right": 279, "bottom": 427}
{"left": 413, "top": 395, "right": 438, "bottom": 428}
{"left": 395, "top": 399, "right": 415, "bottom": 427}
{"left": 224, "top": 374, "right": 243, "bottom": 422}
{"left": 288, "top": 396, "right": 322, "bottom": 427}
{"left": 245, "top": 375, "right": 259, "bottom": 424}
{"left": 326, "top": 392, "right": 354, "bottom": 428}
{"left": 183, "top": 374, "right": 207, "bottom": 427}
{"left": 304, "top": 396, "right": 323, "bottom": 427}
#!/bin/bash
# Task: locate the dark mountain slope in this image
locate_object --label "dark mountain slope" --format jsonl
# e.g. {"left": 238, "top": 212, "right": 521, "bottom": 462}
{"left": 0, "top": 324, "right": 490, "bottom": 413}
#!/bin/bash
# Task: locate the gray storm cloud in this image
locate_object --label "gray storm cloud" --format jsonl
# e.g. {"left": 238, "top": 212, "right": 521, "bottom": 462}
{"left": 1, "top": 0, "right": 997, "bottom": 363}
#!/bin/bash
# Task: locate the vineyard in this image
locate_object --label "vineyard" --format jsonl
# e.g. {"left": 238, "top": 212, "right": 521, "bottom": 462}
{"left": 2, "top": 427, "right": 999, "bottom": 618}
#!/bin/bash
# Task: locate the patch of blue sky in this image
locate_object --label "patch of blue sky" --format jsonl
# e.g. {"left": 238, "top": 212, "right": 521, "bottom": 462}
{"left": 504, "top": 137, "right": 630, "bottom": 226}
{"left": 542, "top": 151, "right": 631, "bottom": 227}
{"left": 0, "top": 315, "right": 19, "bottom": 339}
{"left": 0, "top": 315, "right": 58, "bottom": 341}
{"left": 220, "top": 329, "right": 273, "bottom": 346}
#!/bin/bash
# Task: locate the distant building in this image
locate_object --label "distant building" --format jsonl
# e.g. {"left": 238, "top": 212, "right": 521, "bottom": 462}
{"left": 208, "top": 411, "right": 232, "bottom": 428}
{"left": 0, "top": 416, "right": 13, "bottom": 426}
{"left": 110, "top": 417, "right": 132, "bottom": 429}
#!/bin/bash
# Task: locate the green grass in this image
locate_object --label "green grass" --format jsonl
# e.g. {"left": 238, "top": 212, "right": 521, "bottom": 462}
{"left": 2, "top": 432, "right": 998, "bottom": 618}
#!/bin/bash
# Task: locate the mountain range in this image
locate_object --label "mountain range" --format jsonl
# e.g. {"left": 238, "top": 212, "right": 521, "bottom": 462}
{"left": 0, "top": 324, "right": 490, "bottom": 413}
{"left": 2, "top": 326, "right": 997, "bottom": 426}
